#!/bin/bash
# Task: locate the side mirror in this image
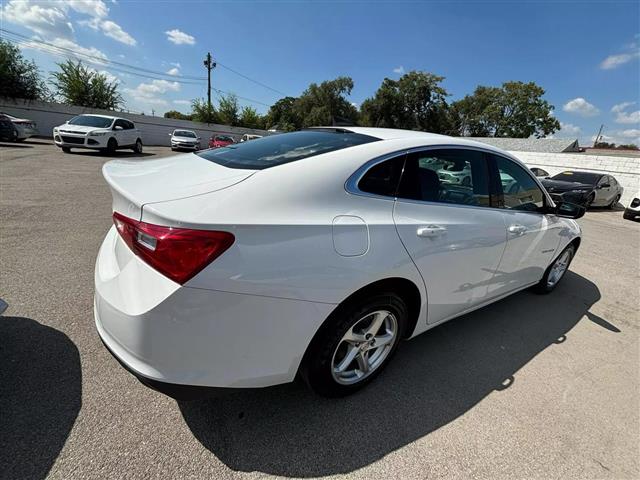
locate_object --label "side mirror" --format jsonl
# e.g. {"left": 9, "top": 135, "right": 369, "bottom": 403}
{"left": 168, "top": 133, "right": 172, "bottom": 136}
{"left": 114, "top": 125, "right": 123, "bottom": 131}
{"left": 65, "top": 120, "right": 69, "bottom": 124}
{"left": 554, "top": 201, "right": 585, "bottom": 219}
{"left": 197, "top": 137, "right": 201, "bottom": 141}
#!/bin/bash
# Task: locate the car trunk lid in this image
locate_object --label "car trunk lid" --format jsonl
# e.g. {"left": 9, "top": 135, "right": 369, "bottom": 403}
{"left": 103, "top": 153, "right": 256, "bottom": 220}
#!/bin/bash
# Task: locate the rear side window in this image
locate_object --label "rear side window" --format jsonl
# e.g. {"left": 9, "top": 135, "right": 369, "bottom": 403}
{"left": 358, "top": 155, "right": 405, "bottom": 197}
{"left": 197, "top": 130, "right": 379, "bottom": 170}
{"left": 396, "top": 149, "right": 491, "bottom": 207}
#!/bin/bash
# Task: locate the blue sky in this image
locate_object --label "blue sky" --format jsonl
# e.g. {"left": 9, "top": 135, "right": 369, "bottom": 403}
{"left": 1, "top": 0, "right": 639, "bottom": 145}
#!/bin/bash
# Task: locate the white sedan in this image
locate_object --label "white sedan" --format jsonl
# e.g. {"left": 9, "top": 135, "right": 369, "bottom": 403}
{"left": 53, "top": 114, "right": 143, "bottom": 154}
{"left": 170, "top": 129, "right": 201, "bottom": 151}
{"left": 1, "top": 112, "right": 38, "bottom": 140}
{"left": 95, "top": 127, "right": 584, "bottom": 398}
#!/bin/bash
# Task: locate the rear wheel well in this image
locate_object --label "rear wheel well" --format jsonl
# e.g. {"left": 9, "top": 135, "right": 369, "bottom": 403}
{"left": 321, "top": 278, "right": 422, "bottom": 341}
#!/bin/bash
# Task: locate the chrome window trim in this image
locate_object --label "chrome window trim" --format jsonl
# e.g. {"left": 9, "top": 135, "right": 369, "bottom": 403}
{"left": 345, "top": 143, "right": 557, "bottom": 214}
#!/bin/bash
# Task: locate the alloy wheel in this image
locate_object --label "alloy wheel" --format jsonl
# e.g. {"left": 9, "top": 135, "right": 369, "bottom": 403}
{"left": 331, "top": 310, "right": 398, "bottom": 385}
{"left": 547, "top": 249, "right": 572, "bottom": 288}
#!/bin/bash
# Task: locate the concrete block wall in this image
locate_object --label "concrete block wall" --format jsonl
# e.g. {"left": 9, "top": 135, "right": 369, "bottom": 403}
{"left": 511, "top": 150, "right": 640, "bottom": 206}
{"left": 0, "top": 98, "right": 268, "bottom": 147}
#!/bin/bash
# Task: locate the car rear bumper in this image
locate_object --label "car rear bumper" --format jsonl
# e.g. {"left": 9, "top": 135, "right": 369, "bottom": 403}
{"left": 94, "top": 226, "right": 335, "bottom": 391}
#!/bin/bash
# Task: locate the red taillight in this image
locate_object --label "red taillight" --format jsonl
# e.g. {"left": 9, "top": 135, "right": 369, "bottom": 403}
{"left": 113, "top": 212, "right": 234, "bottom": 284}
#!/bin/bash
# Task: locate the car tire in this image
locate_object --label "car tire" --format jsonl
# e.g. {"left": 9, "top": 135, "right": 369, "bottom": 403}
{"left": 132, "top": 139, "right": 143, "bottom": 154}
{"left": 608, "top": 195, "right": 620, "bottom": 210}
{"left": 301, "top": 292, "right": 407, "bottom": 397}
{"left": 61, "top": 147, "right": 71, "bottom": 153}
{"left": 585, "top": 193, "right": 595, "bottom": 208}
{"left": 533, "top": 244, "right": 575, "bottom": 294}
{"left": 105, "top": 137, "right": 117, "bottom": 154}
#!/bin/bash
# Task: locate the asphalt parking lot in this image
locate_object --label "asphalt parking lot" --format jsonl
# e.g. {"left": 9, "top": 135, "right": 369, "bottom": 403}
{"left": 1, "top": 139, "right": 639, "bottom": 480}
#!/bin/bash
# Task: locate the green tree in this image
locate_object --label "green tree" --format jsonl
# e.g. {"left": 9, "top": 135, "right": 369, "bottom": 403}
{"left": 0, "top": 39, "right": 49, "bottom": 100}
{"left": 265, "top": 96, "right": 300, "bottom": 131}
{"left": 294, "top": 77, "right": 359, "bottom": 127}
{"left": 238, "top": 106, "right": 264, "bottom": 129}
{"left": 164, "top": 110, "right": 193, "bottom": 121}
{"left": 360, "top": 71, "right": 451, "bottom": 133}
{"left": 190, "top": 98, "right": 219, "bottom": 123}
{"left": 217, "top": 93, "right": 240, "bottom": 126}
{"left": 51, "top": 60, "right": 123, "bottom": 109}
{"left": 451, "top": 81, "right": 560, "bottom": 138}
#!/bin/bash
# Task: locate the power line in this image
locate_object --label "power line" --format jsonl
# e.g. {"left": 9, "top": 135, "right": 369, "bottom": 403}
{"left": 1, "top": 29, "right": 276, "bottom": 109}
{"left": 217, "top": 62, "right": 289, "bottom": 97}
{"left": 1, "top": 29, "right": 203, "bottom": 82}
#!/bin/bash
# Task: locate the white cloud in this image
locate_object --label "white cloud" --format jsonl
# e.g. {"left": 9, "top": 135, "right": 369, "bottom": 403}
{"left": 600, "top": 36, "right": 640, "bottom": 70}
{"left": 170, "top": 61, "right": 181, "bottom": 68}
{"left": 124, "top": 79, "right": 181, "bottom": 106}
{"left": 558, "top": 122, "right": 581, "bottom": 136}
{"left": 1, "top": 0, "right": 74, "bottom": 39}
{"left": 166, "top": 67, "right": 180, "bottom": 76}
{"left": 66, "top": 0, "right": 109, "bottom": 18}
{"left": 600, "top": 52, "right": 640, "bottom": 70}
{"left": 563, "top": 97, "right": 600, "bottom": 117}
{"left": 393, "top": 66, "right": 405, "bottom": 75}
{"left": 98, "top": 20, "right": 136, "bottom": 45}
{"left": 80, "top": 17, "right": 136, "bottom": 45}
{"left": 173, "top": 99, "right": 191, "bottom": 105}
{"left": 165, "top": 29, "right": 195, "bottom": 45}
{"left": 611, "top": 102, "right": 640, "bottom": 124}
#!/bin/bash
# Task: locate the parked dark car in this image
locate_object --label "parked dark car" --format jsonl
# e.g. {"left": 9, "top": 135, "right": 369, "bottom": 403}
{"left": 541, "top": 171, "right": 623, "bottom": 208}
{"left": 0, "top": 114, "right": 19, "bottom": 142}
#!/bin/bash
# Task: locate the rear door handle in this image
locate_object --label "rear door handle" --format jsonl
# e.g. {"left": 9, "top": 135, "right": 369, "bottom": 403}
{"left": 417, "top": 225, "right": 447, "bottom": 238}
{"left": 508, "top": 224, "right": 527, "bottom": 235}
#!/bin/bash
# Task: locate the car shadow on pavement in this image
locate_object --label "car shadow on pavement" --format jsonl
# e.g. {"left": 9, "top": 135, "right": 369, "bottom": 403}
{"left": 179, "top": 271, "right": 619, "bottom": 477}
{"left": 70, "top": 151, "right": 156, "bottom": 159}
{"left": 0, "top": 316, "right": 82, "bottom": 479}
{"left": 0, "top": 143, "right": 34, "bottom": 148}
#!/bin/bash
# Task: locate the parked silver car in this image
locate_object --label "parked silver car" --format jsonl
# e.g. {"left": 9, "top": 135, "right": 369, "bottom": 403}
{"left": 0, "top": 112, "right": 38, "bottom": 140}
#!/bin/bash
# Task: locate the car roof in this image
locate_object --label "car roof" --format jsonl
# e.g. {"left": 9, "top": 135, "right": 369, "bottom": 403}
{"left": 75, "top": 114, "right": 121, "bottom": 120}
{"left": 308, "top": 126, "right": 520, "bottom": 154}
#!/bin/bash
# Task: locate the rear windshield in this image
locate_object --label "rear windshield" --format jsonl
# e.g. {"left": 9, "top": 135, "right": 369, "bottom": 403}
{"left": 174, "top": 130, "right": 196, "bottom": 137}
{"left": 68, "top": 115, "right": 113, "bottom": 128}
{"left": 197, "top": 130, "right": 380, "bottom": 170}
{"left": 551, "top": 171, "right": 601, "bottom": 184}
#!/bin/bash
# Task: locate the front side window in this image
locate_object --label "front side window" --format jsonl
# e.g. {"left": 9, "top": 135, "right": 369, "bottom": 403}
{"left": 493, "top": 155, "right": 545, "bottom": 212}
{"left": 198, "top": 130, "right": 379, "bottom": 170}
{"left": 357, "top": 155, "right": 405, "bottom": 197}
{"left": 396, "top": 149, "right": 491, "bottom": 207}
{"left": 597, "top": 176, "right": 610, "bottom": 187}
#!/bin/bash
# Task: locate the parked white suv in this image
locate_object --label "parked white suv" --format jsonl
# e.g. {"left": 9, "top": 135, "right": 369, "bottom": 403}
{"left": 53, "top": 114, "right": 143, "bottom": 154}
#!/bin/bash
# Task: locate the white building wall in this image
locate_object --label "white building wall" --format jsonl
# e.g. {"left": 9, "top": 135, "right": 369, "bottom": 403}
{"left": 0, "top": 98, "right": 268, "bottom": 146}
{"left": 510, "top": 151, "right": 639, "bottom": 206}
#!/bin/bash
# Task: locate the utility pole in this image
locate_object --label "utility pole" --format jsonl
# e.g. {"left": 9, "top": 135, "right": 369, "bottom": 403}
{"left": 593, "top": 124, "right": 604, "bottom": 147}
{"left": 203, "top": 52, "right": 216, "bottom": 111}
